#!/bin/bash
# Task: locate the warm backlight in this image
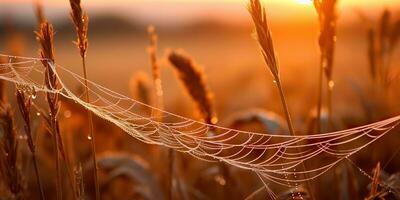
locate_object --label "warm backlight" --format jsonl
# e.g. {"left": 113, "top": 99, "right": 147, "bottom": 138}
{"left": 295, "top": 0, "right": 313, "bottom": 5}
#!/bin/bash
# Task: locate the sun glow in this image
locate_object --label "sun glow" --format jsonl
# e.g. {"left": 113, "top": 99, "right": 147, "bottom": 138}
{"left": 295, "top": 0, "right": 313, "bottom": 5}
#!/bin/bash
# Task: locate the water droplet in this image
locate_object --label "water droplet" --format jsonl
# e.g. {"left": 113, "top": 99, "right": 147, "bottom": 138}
{"left": 31, "top": 87, "right": 37, "bottom": 99}
{"left": 273, "top": 80, "right": 277, "bottom": 84}
{"left": 18, "top": 135, "right": 27, "bottom": 140}
{"left": 36, "top": 112, "right": 41, "bottom": 116}
{"left": 211, "top": 117, "right": 218, "bottom": 125}
{"left": 214, "top": 175, "right": 226, "bottom": 186}
{"left": 328, "top": 80, "right": 335, "bottom": 89}
{"left": 323, "top": 60, "right": 328, "bottom": 68}
{"left": 87, "top": 136, "right": 92, "bottom": 140}
{"left": 64, "top": 110, "right": 72, "bottom": 118}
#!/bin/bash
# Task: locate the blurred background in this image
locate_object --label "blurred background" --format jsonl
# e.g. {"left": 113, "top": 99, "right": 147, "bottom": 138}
{"left": 0, "top": 0, "right": 399, "bottom": 124}
{"left": 1, "top": 1, "right": 400, "bottom": 199}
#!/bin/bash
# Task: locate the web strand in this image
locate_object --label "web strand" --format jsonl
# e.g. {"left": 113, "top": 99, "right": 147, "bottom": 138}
{"left": 0, "top": 53, "right": 399, "bottom": 187}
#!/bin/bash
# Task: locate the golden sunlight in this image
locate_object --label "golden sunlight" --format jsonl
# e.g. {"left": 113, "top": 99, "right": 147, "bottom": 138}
{"left": 295, "top": 0, "right": 313, "bottom": 5}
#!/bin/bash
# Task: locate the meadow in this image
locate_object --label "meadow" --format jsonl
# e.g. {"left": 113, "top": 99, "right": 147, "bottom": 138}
{"left": 0, "top": 0, "right": 400, "bottom": 199}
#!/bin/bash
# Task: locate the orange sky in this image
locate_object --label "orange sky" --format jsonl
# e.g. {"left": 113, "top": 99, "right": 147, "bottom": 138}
{"left": 1, "top": 0, "right": 398, "bottom": 25}
{"left": 2, "top": 0, "right": 398, "bottom": 7}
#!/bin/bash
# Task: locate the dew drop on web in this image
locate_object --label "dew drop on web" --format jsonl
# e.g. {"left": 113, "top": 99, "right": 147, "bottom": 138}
{"left": 328, "top": 80, "right": 335, "bottom": 89}
{"left": 31, "top": 87, "right": 37, "bottom": 99}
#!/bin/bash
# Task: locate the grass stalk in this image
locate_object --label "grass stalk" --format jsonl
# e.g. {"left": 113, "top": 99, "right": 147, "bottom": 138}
{"left": 68, "top": 0, "right": 100, "bottom": 198}
{"left": 275, "top": 78, "right": 294, "bottom": 135}
{"left": 36, "top": 22, "right": 63, "bottom": 200}
{"left": 168, "top": 50, "right": 234, "bottom": 199}
{"left": 248, "top": 1, "right": 316, "bottom": 199}
{"left": 16, "top": 89, "right": 45, "bottom": 200}
{"left": 0, "top": 103, "right": 24, "bottom": 199}
{"left": 167, "top": 149, "right": 174, "bottom": 200}
{"left": 147, "top": 26, "right": 176, "bottom": 200}
{"left": 53, "top": 118, "right": 62, "bottom": 200}
{"left": 314, "top": 0, "right": 337, "bottom": 131}
{"left": 316, "top": 56, "right": 324, "bottom": 133}
{"left": 82, "top": 56, "right": 100, "bottom": 199}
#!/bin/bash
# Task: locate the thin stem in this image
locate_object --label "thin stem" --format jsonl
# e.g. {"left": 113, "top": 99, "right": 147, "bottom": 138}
{"left": 316, "top": 56, "right": 324, "bottom": 134}
{"left": 31, "top": 153, "right": 45, "bottom": 200}
{"left": 52, "top": 119, "right": 62, "bottom": 200}
{"left": 56, "top": 128, "right": 78, "bottom": 199}
{"left": 81, "top": 56, "right": 100, "bottom": 200}
{"left": 327, "top": 84, "right": 334, "bottom": 130}
{"left": 275, "top": 78, "right": 294, "bottom": 136}
{"left": 18, "top": 94, "right": 45, "bottom": 199}
{"left": 167, "top": 149, "right": 174, "bottom": 200}
{"left": 275, "top": 78, "right": 316, "bottom": 200}
{"left": 244, "top": 186, "right": 265, "bottom": 200}
{"left": 26, "top": 125, "right": 45, "bottom": 199}
{"left": 147, "top": 28, "right": 174, "bottom": 200}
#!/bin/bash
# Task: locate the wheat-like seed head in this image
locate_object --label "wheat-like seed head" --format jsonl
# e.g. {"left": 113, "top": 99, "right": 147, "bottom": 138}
{"left": 147, "top": 25, "right": 164, "bottom": 99}
{"left": 36, "top": 22, "right": 55, "bottom": 62}
{"left": 314, "top": 0, "right": 337, "bottom": 80}
{"left": 367, "top": 28, "right": 377, "bottom": 80}
{"left": 0, "top": 103, "right": 23, "bottom": 196}
{"left": 168, "top": 50, "right": 217, "bottom": 125}
{"left": 379, "top": 9, "right": 391, "bottom": 54}
{"left": 16, "top": 89, "right": 33, "bottom": 149}
{"left": 36, "top": 22, "right": 59, "bottom": 116}
{"left": 69, "top": 0, "right": 89, "bottom": 58}
{"left": 148, "top": 26, "right": 160, "bottom": 81}
{"left": 248, "top": 0, "right": 279, "bottom": 80}
{"left": 389, "top": 20, "right": 400, "bottom": 53}
{"left": 35, "top": 0, "right": 46, "bottom": 25}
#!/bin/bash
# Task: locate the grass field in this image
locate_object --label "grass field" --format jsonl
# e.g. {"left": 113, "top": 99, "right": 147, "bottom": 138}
{"left": 0, "top": 0, "right": 400, "bottom": 199}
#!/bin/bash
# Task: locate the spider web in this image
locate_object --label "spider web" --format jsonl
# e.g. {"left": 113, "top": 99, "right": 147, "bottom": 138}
{"left": 1, "top": 53, "right": 399, "bottom": 189}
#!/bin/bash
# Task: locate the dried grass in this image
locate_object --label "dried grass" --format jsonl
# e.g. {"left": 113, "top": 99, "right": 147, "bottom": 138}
{"left": 313, "top": 0, "right": 338, "bottom": 132}
{"left": 369, "top": 162, "right": 381, "bottom": 198}
{"left": 146, "top": 26, "right": 176, "bottom": 200}
{"left": 74, "top": 164, "right": 85, "bottom": 200}
{"left": 248, "top": 0, "right": 279, "bottom": 80}
{"left": 36, "top": 22, "right": 64, "bottom": 200}
{"left": 168, "top": 50, "right": 217, "bottom": 125}
{"left": 314, "top": 0, "right": 337, "bottom": 81}
{"left": 377, "top": 10, "right": 400, "bottom": 87}
{"left": 69, "top": 0, "right": 89, "bottom": 58}
{"left": 16, "top": 89, "right": 45, "bottom": 199}
{"left": 0, "top": 1, "right": 399, "bottom": 199}
{"left": 248, "top": 1, "right": 316, "bottom": 199}
{"left": 367, "top": 28, "right": 377, "bottom": 80}
{"left": 147, "top": 26, "right": 164, "bottom": 119}
{"left": 248, "top": 0, "right": 296, "bottom": 136}
{"left": 35, "top": 0, "right": 46, "bottom": 25}
{"left": 147, "top": 26, "right": 162, "bottom": 99}
{"left": 0, "top": 103, "right": 24, "bottom": 199}
{"left": 69, "top": 0, "right": 100, "bottom": 198}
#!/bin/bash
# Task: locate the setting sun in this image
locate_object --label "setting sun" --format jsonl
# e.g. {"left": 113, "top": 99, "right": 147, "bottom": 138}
{"left": 295, "top": 0, "right": 313, "bottom": 5}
